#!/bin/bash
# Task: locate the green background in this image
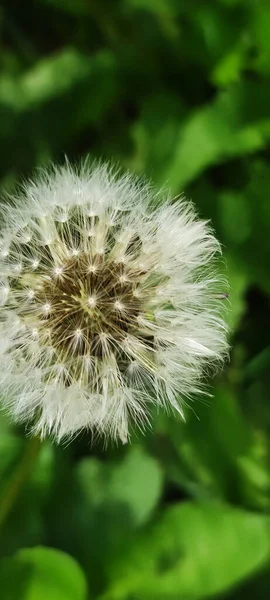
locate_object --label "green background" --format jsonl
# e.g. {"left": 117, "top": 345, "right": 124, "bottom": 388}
{"left": 0, "top": 1, "right": 269, "bottom": 598}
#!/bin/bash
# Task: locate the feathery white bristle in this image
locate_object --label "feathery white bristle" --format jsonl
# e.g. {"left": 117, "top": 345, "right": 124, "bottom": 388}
{"left": 0, "top": 160, "right": 228, "bottom": 443}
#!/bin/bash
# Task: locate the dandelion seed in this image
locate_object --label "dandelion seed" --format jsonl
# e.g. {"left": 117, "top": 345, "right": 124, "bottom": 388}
{"left": 53, "top": 266, "right": 64, "bottom": 277}
{"left": 114, "top": 300, "right": 125, "bottom": 312}
{"left": 87, "top": 296, "right": 96, "bottom": 307}
{"left": 13, "top": 263, "right": 22, "bottom": 273}
{"left": 0, "top": 160, "right": 228, "bottom": 443}
{"left": 42, "top": 303, "right": 51, "bottom": 315}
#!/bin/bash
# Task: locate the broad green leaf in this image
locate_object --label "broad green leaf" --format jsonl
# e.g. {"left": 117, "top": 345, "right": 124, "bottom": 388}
{"left": 104, "top": 503, "right": 270, "bottom": 600}
{"left": 225, "top": 253, "right": 248, "bottom": 330}
{"left": 217, "top": 161, "right": 270, "bottom": 293}
{"left": 0, "top": 49, "right": 95, "bottom": 111}
{"left": 77, "top": 445, "right": 163, "bottom": 529}
{"left": 0, "top": 49, "right": 118, "bottom": 176}
{"left": 211, "top": 41, "right": 249, "bottom": 86}
{"left": 44, "top": 447, "right": 163, "bottom": 594}
{"left": 0, "top": 547, "right": 87, "bottom": 600}
{"left": 189, "top": 2, "right": 248, "bottom": 67}
{"left": 129, "top": 93, "right": 186, "bottom": 181}
{"left": 161, "top": 83, "right": 270, "bottom": 190}
{"left": 155, "top": 385, "right": 269, "bottom": 511}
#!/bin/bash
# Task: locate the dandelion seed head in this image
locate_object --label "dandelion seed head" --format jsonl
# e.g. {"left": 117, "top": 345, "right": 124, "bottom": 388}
{"left": 0, "top": 160, "right": 228, "bottom": 443}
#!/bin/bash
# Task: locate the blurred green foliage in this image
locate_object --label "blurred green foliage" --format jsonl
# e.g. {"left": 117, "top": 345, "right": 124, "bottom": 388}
{"left": 0, "top": 0, "right": 270, "bottom": 598}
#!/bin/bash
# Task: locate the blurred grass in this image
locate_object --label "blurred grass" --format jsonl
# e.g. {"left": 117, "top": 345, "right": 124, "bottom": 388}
{"left": 0, "top": 1, "right": 269, "bottom": 599}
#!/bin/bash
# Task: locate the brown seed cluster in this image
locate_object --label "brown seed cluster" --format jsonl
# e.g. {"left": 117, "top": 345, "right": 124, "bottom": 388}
{"left": 35, "top": 252, "right": 143, "bottom": 362}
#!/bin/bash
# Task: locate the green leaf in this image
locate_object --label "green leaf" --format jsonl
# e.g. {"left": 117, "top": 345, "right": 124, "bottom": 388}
{"left": 0, "top": 547, "right": 88, "bottom": 600}
{"left": 211, "top": 41, "right": 249, "bottom": 87}
{"left": 158, "top": 82, "right": 270, "bottom": 190}
{"left": 0, "top": 49, "right": 95, "bottom": 111}
{"left": 104, "top": 503, "right": 270, "bottom": 600}
{"left": 155, "top": 385, "right": 269, "bottom": 511}
{"left": 0, "top": 49, "right": 118, "bottom": 176}
{"left": 77, "top": 445, "right": 163, "bottom": 529}
{"left": 73, "top": 446, "right": 163, "bottom": 571}
{"left": 129, "top": 92, "right": 186, "bottom": 181}
{"left": 45, "top": 446, "right": 163, "bottom": 594}
{"left": 217, "top": 161, "right": 270, "bottom": 293}
{"left": 225, "top": 253, "right": 248, "bottom": 331}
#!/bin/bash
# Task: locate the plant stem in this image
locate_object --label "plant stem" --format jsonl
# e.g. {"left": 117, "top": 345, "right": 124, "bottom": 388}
{"left": 0, "top": 436, "right": 42, "bottom": 529}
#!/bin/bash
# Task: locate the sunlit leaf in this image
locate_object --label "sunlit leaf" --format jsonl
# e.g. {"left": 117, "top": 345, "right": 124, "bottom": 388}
{"left": 104, "top": 503, "right": 270, "bottom": 600}
{"left": 0, "top": 547, "right": 88, "bottom": 599}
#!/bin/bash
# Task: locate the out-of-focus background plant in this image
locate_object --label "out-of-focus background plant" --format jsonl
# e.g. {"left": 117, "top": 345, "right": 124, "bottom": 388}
{"left": 0, "top": 1, "right": 269, "bottom": 598}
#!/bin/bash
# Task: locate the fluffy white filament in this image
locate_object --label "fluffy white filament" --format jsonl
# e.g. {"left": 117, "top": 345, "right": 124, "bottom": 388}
{"left": 0, "top": 161, "right": 228, "bottom": 443}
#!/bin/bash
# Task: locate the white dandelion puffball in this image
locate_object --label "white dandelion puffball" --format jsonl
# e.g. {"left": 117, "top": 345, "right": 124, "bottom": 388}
{"left": 0, "top": 161, "right": 228, "bottom": 443}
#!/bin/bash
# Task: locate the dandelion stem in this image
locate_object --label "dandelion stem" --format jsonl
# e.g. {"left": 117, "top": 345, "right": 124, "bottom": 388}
{"left": 0, "top": 435, "right": 42, "bottom": 529}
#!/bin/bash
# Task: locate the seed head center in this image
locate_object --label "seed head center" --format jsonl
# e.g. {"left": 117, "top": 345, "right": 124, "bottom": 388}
{"left": 35, "top": 252, "right": 142, "bottom": 359}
